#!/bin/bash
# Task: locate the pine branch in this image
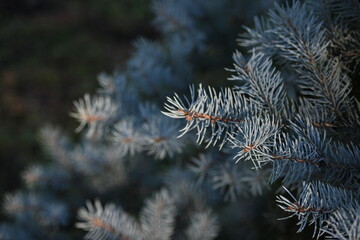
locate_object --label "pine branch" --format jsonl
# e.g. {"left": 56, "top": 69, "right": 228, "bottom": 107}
{"left": 269, "top": 2, "right": 353, "bottom": 120}
{"left": 185, "top": 210, "right": 219, "bottom": 240}
{"left": 76, "top": 200, "right": 143, "bottom": 240}
{"left": 276, "top": 181, "right": 357, "bottom": 238}
{"left": 163, "top": 84, "right": 254, "bottom": 148}
{"left": 70, "top": 94, "right": 117, "bottom": 137}
{"left": 140, "top": 189, "right": 176, "bottom": 240}
{"left": 229, "top": 50, "right": 286, "bottom": 115}
{"left": 229, "top": 115, "right": 281, "bottom": 169}
{"left": 322, "top": 203, "right": 360, "bottom": 240}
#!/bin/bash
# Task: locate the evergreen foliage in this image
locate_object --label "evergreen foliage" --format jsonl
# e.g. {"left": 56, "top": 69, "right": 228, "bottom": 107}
{"left": 163, "top": 0, "right": 360, "bottom": 239}
{"left": 1, "top": 0, "right": 359, "bottom": 239}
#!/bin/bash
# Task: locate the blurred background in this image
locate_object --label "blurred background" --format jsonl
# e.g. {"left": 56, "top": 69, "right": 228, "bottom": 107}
{"left": 0, "top": 0, "right": 155, "bottom": 206}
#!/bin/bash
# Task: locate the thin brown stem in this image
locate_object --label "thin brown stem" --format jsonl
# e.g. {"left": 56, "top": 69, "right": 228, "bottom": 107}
{"left": 270, "top": 154, "right": 325, "bottom": 167}
{"left": 178, "top": 109, "right": 242, "bottom": 124}
{"left": 288, "top": 201, "right": 329, "bottom": 213}
{"left": 91, "top": 217, "right": 131, "bottom": 240}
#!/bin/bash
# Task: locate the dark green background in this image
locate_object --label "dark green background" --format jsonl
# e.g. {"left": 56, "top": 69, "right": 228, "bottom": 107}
{"left": 0, "top": 0, "right": 154, "bottom": 199}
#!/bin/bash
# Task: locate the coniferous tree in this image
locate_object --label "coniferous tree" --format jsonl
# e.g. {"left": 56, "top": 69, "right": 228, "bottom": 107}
{"left": 164, "top": 0, "right": 360, "bottom": 239}
{"left": 1, "top": 0, "right": 359, "bottom": 240}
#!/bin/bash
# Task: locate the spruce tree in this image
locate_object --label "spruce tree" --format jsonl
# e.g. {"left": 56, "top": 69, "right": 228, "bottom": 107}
{"left": 1, "top": 0, "right": 359, "bottom": 239}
